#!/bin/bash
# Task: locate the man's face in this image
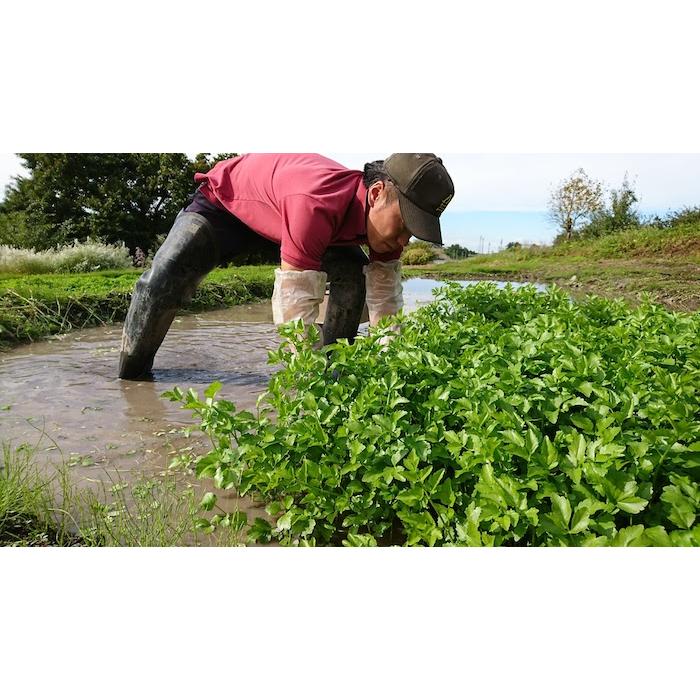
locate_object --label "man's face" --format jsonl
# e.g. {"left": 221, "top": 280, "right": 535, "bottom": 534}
{"left": 366, "top": 181, "right": 413, "bottom": 254}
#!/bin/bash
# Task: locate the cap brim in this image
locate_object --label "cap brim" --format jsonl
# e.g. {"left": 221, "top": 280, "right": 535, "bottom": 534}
{"left": 397, "top": 193, "right": 443, "bottom": 245}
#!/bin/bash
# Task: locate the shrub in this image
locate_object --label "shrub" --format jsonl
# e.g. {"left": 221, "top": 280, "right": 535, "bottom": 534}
{"left": 577, "top": 175, "right": 641, "bottom": 240}
{"left": 661, "top": 207, "right": 700, "bottom": 229}
{"left": 0, "top": 246, "right": 54, "bottom": 274}
{"left": 0, "top": 238, "right": 132, "bottom": 275}
{"left": 401, "top": 241, "right": 437, "bottom": 265}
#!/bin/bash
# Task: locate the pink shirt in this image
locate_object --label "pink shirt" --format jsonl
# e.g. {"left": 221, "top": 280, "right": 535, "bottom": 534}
{"left": 194, "top": 153, "right": 401, "bottom": 270}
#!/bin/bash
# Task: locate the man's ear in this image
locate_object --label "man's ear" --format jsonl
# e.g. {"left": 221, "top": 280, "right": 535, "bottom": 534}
{"left": 367, "top": 180, "right": 385, "bottom": 207}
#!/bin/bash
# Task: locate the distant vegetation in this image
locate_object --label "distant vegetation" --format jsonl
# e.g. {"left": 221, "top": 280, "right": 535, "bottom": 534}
{"left": 401, "top": 242, "right": 476, "bottom": 266}
{"left": 444, "top": 243, "right": 476, "bottom": 259}
{"left": 401, "top": 241, "right": 438, "bottom": 265}
{"left": 0, "top": 153, "right": 236, "bottom": 254}
{"left": 547, "top": 167, "right": 700, "bottom": 246}
{"left": 503, "top": 216, "right": 700, "bottom": 260}
{"left": 0, "top": 239, "right": 132, "bottom": 275}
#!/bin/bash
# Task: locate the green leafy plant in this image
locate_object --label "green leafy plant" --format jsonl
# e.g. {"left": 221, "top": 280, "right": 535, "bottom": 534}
{"left": 166, "top": 283, "right": 700, "bottom": 546}
{"left": 401, "top": 241, "right": 438, "bottom": 265}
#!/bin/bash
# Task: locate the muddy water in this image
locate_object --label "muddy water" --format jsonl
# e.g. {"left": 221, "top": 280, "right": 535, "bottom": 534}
{"left": 0, "top": 278, "right": 544, "bottom": 510}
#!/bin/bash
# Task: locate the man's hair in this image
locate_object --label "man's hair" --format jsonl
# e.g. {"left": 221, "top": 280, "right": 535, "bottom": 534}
{"left": 363, "top": 160, "right": 398, "bottom": 202}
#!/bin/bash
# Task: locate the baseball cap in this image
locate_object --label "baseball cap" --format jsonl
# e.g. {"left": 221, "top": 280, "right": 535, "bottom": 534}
{"left": 384, "top": 153, "right": 455, "bottom": 245}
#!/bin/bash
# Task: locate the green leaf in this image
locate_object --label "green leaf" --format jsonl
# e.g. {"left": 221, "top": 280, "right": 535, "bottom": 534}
{"left": 199, "top": 492, "right": 217, "bottom": 511}
{"left": 643, "top": 526, "right": 672, "bottom": 547}
{"left": 578, "top": 381, "right": 594, "bottom": 398}
{"left": 568, "top": 433, "right": 587, "bottom": 467}
{"left": 247, "top": 518, "right": 272, "bottom": 543}
{"left": 616, "top": 495, "right": 649, "bottom": 515}
{"left": 343, "top": 533, "right": 378, "bottom": 547}
{"left": 396, "top": 486, "right": 424, "bottom": 507}
{"left": 502, "top": 429, "right": 525, "bottom": 448}
{"left": 525, "top": 427, "right": 540, "bottom": 456}
{"left": 570, "top": 414, "right": 594, "bottom": 433}
{"left": 550, "top": 495, "right": 572, "bottom": 530}
{"left": 266, "top": 501, "right": 283, "bottom": 517}
{"left": 433, "top": 478, "right": 455, "bottom": 507}
{"left": 569, "top": 502, "right": 591, "bottom": 534}
{"left": 204, "top": 381, "right": 223, "bottom": 399}
{"left": 194, "top": 518, "right": 215, "bottom": 533}
{"left": 612, "top": 525, "right": 645, "bottom": 547}
{"left": 276, "top": 512, "right": 293, "bottom": 531}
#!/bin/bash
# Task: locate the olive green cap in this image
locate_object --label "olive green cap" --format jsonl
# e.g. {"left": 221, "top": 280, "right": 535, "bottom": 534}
{"left": 384, "top": 153, "right": 455, "bottom": 245}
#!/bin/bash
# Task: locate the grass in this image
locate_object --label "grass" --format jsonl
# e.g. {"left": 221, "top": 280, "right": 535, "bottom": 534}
{"left": 0, "top": 239, "right": 133, "bottom": 275}
{"left": 0, "top": 265, "right": 276, "bottom": 350}
{"left": 0, "top": 443, "right": 81, "bottom": 546}
{"left": 405, "top": 222, "right": 700, "bottom": 312}
{"left": 0, "top": 441, "right": 247, "bottom": 546}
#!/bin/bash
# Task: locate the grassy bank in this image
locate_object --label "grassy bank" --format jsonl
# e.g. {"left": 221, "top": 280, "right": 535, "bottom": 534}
{"left": 0, "top": 442, "right": 245, "bottom": 546}
{"left": 406, "top": 223, "right": 700, "bottom": 312}
{"left": 0, "top": 265, "right": 276, "bottom": 350}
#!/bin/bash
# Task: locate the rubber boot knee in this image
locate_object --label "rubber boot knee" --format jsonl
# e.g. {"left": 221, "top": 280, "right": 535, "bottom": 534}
{"left": 118, "top": 212, "right": 220, "bottom": 379}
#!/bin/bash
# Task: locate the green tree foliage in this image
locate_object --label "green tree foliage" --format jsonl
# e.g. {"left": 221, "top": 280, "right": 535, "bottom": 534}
{"left": 580, "top": 174, "right": 641, "bottom": 239}
{"left": 644, "top": 206, "right": 700, "bottom": 229}
{"left": 548, "top": 168, "right": 604, "bottom": 241}
{"left": 444, "top": 243, "right": 476, "bottom": 259}
{"left": 0, "top": 153, "right": 236, "bottom": 253}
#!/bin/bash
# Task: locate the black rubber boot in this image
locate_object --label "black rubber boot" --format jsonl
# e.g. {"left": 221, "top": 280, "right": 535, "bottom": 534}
{"left": 320, "top": 246, "right": 368, "bottom": 346}
{"left": 118, "top": 212, "right": 221, "bottom": 379}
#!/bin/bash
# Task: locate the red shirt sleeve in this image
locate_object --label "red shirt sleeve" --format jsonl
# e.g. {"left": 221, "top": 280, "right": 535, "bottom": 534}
{"left": 279, "top": 194, "right": 334, "bottom": 271}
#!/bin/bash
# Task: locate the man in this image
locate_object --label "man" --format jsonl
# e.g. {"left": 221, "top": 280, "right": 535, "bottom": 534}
{"left": 118, "top": 153, "right": 454, "bottom": 379}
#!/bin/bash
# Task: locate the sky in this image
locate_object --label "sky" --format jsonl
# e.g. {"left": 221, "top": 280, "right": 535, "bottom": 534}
{"left": 2, "top": 152, "right": 699, "bottom": 251}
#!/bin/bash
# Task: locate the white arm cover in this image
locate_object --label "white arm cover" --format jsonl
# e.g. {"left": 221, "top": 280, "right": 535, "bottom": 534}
{"left": 271, "top": 268, "right": 327, "bottom": 329}
{"left": 363, "top": 260, "right": 404, "bottom": 326}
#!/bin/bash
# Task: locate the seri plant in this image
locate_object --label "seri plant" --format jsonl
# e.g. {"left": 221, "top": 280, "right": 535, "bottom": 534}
{"left": 165, "top": 283, "right": 700, "bottom": 546}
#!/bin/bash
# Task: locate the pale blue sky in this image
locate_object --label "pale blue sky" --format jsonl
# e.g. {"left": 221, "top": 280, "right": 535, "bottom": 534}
{"left": 2, "top": 153, "right": 698, "bottom": 250}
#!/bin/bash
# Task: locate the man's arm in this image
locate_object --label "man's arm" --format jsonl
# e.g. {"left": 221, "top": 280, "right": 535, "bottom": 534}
{"left": 271, "top": 261, "right": 327, "bottom": 345}
{"left": 363, "top": 260, "right": 404, "bottom": 326}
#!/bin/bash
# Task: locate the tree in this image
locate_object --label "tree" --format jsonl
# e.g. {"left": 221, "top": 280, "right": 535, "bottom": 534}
{"left": 547, "top": 168, "right": 604, "bottom": 241}
{"left": 608, "top": 173, "right": 640, "bottom": 231}
{"left": 579, "top": 173, "right": 641, "bottom": 238}
{"left": 0, "top": 153, "right": 236, "bottom": 252}
{"left": 444, "top": 243, "right": 476, "bottom": 259}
